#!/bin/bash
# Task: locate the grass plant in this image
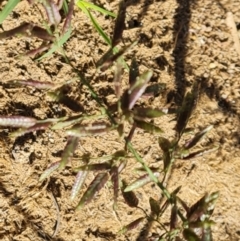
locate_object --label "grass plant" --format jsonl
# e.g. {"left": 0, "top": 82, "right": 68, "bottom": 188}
{"left": 0, "top": 1, "right": 219, "bottom": 240}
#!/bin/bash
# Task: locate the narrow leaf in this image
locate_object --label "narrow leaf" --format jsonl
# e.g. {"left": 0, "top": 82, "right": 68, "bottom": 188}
{"left": 67, "top": 122, "right": 111, "bottom": 137}
{"left": 51, "top": 115, "right": 82, "bottom": 130}
{"left": 144, "top": 83, "right": 166, "bottom": 97}
{"left": 158, "top": 137, "right": 172, "bottom": 152}
{"left": 184, "top": 125, "right": 213, "bottom": 150}
{"left": 124, "top": 172, "right": 160, "bottom": 192}
{"left": 0, "top": 0, "right": 20, "bottom": 24}
{"left": 110, "top": 165, "right": 119, "bottom": 208}
{"left": 62, "top": 0, "right": 74, "bottom": 34}
{"left": 119, "top": 217, "right": 144, "bottom": 234}
{"left": 76, "top": 172, "right": 109, "bottom": 210}
{"left": 25, "top": 43, "right": 52, "bottom": 58}
{"left": 71, "top": 171, "right": 88, "bottom": 200}
{"left": 121, "top": 180, "right": 139, "bottom": 208}
{"left": 125, "top": 124, "right": 136, "bottom": 149}
{"left": 97, "top": 41, "right": 137, "bottom": 71}
{"left": 59, "top": 136, "right": 79, "bottom": 170}
{"left": 79, "top": 1, "right": 116, "bottom": 17}
{"left": 127, "top": 70, "right": 153, "bottom": 110}
{"left": 117, "top": 159, "right": 127, "bottom": 173}
{"left": 160, "top": 186, "right": 182, "bottom": 216}
{"left": 187, "top": 192, "right": 219, "bottom": 222}
{"left": 37, "top": 28, "right": 71, "bottom": 60}
{"left": 39, "top": 161, "right": 60, "bottom": 181}
{"left": 0, "top": 116, "right": 36, "bottom": 128}
{"left": 8, "top": 79, "right": 55, "bottom": 89}
{"left": 134, "top": 108, "right": 165, "bottom": 119}
{"left": 177, "top": 196, "right": 190, "bottom": 214}
{"left": 180, "top": 146, "right": 219, "bottom": 160}
{"left": 134, "top": 119, "right": 163, "bottom": 134}
{"left": 77, "top": 1, "right": 111, "bottom": 45}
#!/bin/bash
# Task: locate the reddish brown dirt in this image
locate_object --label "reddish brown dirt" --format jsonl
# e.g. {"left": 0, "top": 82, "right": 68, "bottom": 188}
{"left": 0, "top": 0, "right": 240, "bottom": 241}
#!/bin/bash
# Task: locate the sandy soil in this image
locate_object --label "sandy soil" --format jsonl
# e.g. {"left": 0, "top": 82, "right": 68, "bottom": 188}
{"left": 0, "top": 0, "right": 240, "bottom": 240}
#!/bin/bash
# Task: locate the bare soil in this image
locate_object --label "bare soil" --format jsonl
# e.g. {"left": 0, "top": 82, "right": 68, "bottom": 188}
{"left": 0, "top": 0, "right": 240, "bottom": 241}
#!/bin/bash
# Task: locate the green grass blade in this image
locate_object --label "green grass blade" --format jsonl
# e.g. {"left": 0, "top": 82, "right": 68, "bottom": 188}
{"left": 76, "top": 1, "right": 111, "bottom": 45}
{"left": 37, "top": 28, "right": 71, "bottom": 60}
{"left": 63, "top": 0, "right": 69, "bottom": 15}
{"left": 0, "top": 0, "right": 20, "bottom": 24}
{"left": 79, "top": 0, "right": 116, "bottom": 17}
{"left": 127, "top": 142, "right": 171, "bottom": 200}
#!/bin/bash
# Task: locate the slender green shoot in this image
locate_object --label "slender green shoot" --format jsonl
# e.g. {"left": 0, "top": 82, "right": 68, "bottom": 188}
{"left": 79, "top": 0, "right": 116, "bottom": 17}
{"left": 76, "top": 1, "right": 111, "bottom": 45}
{"left": 37, "top": 28, "right": 71, "bottom": 61}
{"left": 0, "top": 0, "right": 20, "bottom": 24}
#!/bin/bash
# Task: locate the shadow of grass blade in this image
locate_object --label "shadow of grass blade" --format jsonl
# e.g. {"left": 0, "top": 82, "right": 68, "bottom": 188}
{"left": 0, "top": 0, "right": 20, "bottom": 24}
{"left": 110, "top": 165, "right": 119, "bottom": 208}
{"left": 0, "top": 23, "right": 32, "bottom": 39}
{"left": 170, "top": 204, "right": 178, "bottom": 230}
{"left": 31, "top": 26, "right": 55, "bottom": 41}
{"left": 175, "top": 82, "right": 199, "bottom": 140}
{"left": 129, "top": 58, "right": 139, "bottom": 86}
{"left": 112, "top": 0, "right": 126, "bottom": 47}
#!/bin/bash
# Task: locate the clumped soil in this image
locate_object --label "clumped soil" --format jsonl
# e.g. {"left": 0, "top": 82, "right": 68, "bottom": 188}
{"left": 0, "top": 0, "right": 240, "bottom": 241}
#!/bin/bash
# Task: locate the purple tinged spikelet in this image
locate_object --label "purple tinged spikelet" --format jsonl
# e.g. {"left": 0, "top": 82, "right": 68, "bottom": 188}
{"left": 71, "top": 171, "right": 88, "bottom": 200}
{"left": 0, "top": 116, "right": 37, "bottom": 128}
